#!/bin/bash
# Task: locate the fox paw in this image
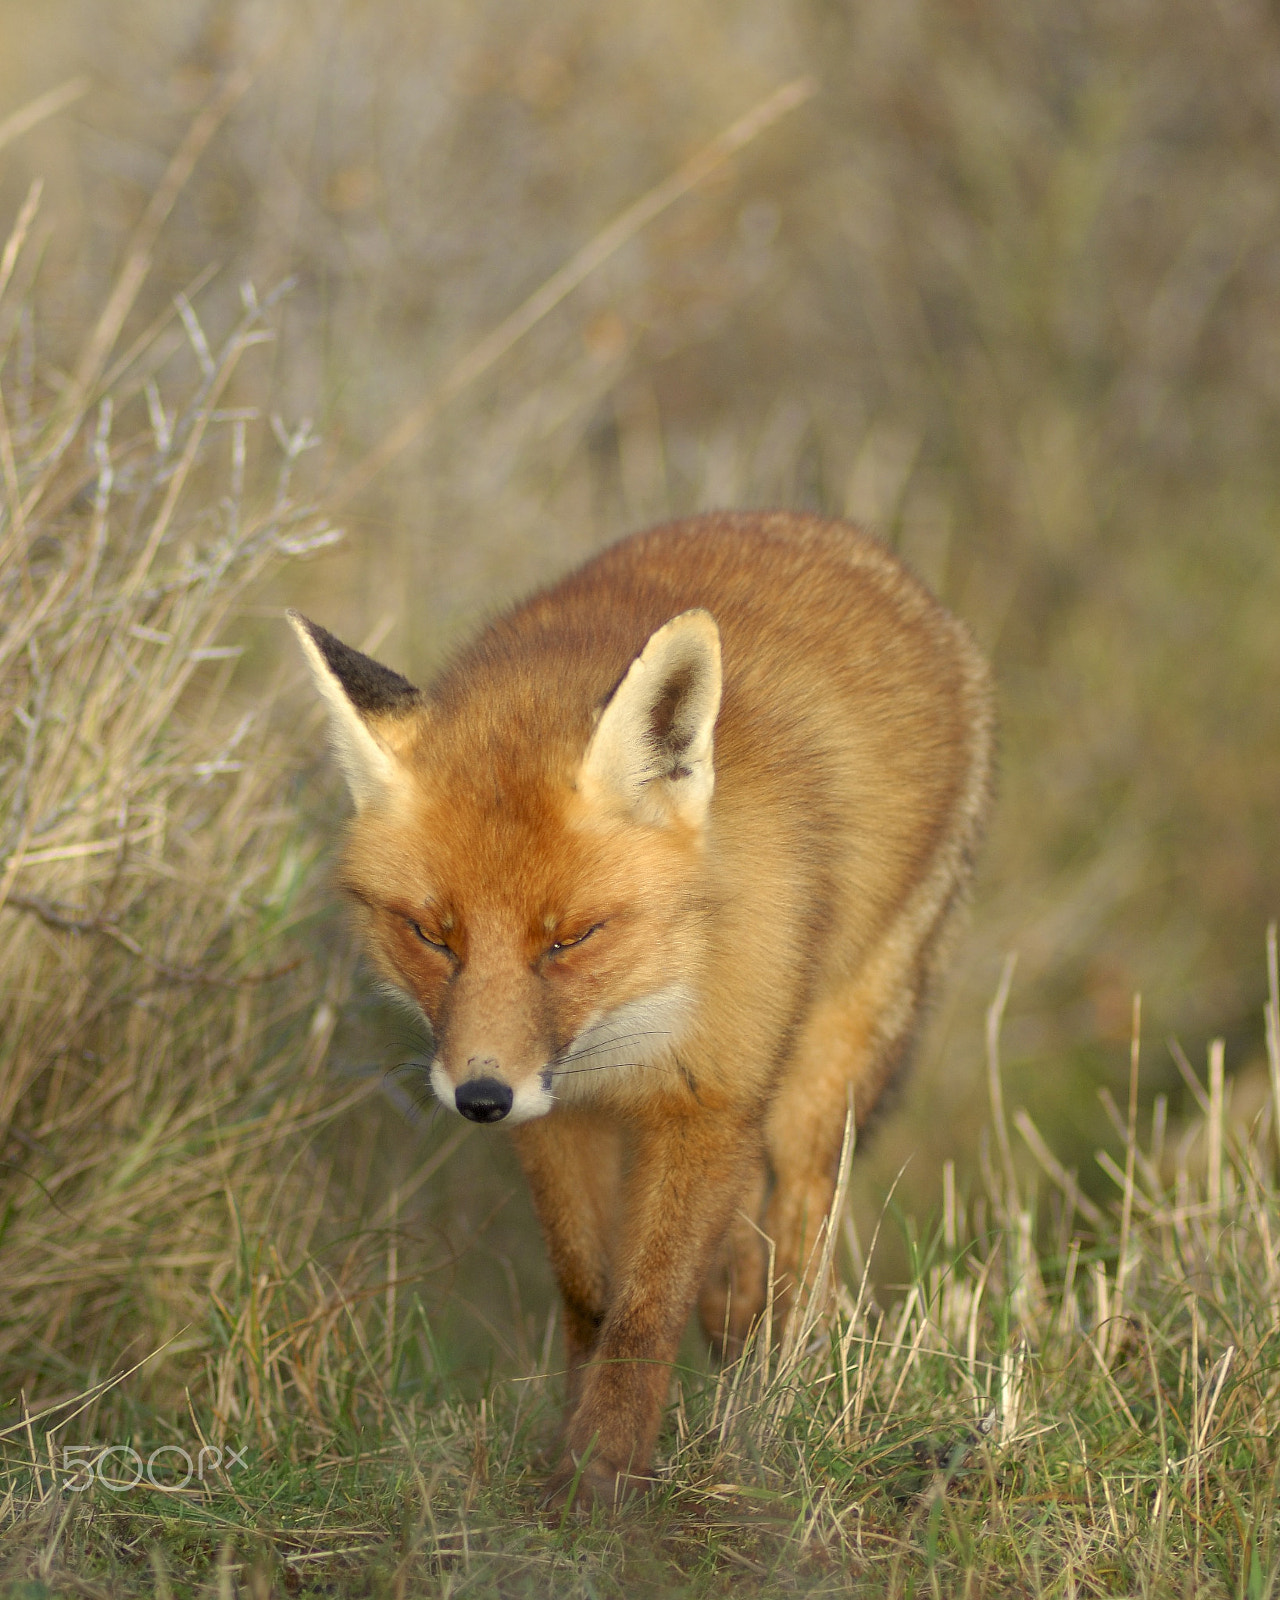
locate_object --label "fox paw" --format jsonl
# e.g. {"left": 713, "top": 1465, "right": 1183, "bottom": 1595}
{"left": 541, "top": 1456, "right": 653, "bottom": 1514}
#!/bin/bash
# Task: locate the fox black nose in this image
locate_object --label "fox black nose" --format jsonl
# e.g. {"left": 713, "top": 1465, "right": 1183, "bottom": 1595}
{"left": 455, "top": 1077, "right": 513, "bottom": 1123}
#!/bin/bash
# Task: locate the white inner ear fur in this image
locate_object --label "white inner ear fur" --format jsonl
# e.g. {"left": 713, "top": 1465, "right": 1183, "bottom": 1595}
{"left": 289, "top": 614, "right": 405, "bottom": 810}
{"left": 579, "top": 609, "right": 722, "bottom": 829}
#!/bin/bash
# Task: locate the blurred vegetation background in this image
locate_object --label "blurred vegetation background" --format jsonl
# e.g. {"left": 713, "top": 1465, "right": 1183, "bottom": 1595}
{"left": 2, "top": 0, "right": 1279, "bottom": 1400}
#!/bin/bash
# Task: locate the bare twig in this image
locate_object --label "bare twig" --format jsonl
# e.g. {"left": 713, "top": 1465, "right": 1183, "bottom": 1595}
{"left": 4, "top": 892, "right": 298, "bottom": 988}
{"left": 1116, "top": 994, "right": 1141, "bottom": 1311}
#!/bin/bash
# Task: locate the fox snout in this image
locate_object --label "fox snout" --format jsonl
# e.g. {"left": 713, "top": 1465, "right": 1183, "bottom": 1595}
{"left": 429, "top": 1058, "right": 555, "bottom": 1125}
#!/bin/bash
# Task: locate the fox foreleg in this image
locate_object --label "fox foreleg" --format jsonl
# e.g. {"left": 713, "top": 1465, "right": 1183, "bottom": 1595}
{"left": 548, "top": 1106, "right": 762, "bottom": 1506}
{"left": 510, "top": 1112, "right": 622, "bottom": 1403}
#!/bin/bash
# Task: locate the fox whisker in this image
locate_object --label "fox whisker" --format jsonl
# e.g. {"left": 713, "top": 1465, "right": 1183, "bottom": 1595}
{"left": 388, "top": 1058, "right": 434, "bottom": 1078}
{"left": 554, "top": 1028, "right": 671, "bottom": 1065}
{"left": 549, "top": 1058, "right": 654, "bottom": 1078}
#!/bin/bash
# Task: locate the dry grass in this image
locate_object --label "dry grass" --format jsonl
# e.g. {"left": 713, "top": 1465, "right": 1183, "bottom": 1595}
{"left": 0, "top": 176, "right": 357, "bottom": 1411}
{"left": 1, "top": 2, "right": 1280, "bottom": 1592}
{"left": 4, "top": 937, "right": 1280, "bottom": 1595}
{"left": 3, "top": 0, "right": 1273, "bottom": 1216}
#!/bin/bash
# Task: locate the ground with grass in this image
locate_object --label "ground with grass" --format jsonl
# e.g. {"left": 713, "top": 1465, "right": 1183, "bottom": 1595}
{"left": 6, "top": 992, "right": 1280, "bottom": 1597}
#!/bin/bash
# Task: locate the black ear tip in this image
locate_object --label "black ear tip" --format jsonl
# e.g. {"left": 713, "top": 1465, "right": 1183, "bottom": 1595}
{"left": 288, "top": 610, "right": 352, "bottom": 661}
{"left": 286, "top": 608, "right": 321, "bottom": 643}
{"left": 292, "top": 614, "right": 421, "bottom": 717}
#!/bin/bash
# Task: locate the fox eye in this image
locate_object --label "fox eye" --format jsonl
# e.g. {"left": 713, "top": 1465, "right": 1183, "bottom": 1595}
{"left": 549, "top": 922, "right": 603, "bottom": 954}
{"left": 410, "top": 920, "right": 452, "bottom": 955}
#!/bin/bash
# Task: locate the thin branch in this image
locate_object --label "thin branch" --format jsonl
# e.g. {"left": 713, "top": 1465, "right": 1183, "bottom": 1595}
{"left": 4, "top": 891, "right": 298, "bottom": 988}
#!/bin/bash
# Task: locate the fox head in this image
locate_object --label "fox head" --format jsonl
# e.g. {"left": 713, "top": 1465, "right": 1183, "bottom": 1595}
{"left": 290, "top": 607, "right": 722, "bottom": 1124}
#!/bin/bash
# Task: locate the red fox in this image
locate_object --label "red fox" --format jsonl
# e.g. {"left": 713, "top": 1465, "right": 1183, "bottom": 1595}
{"left": 291, "top": 511, "right": 992, "bottom": 1505}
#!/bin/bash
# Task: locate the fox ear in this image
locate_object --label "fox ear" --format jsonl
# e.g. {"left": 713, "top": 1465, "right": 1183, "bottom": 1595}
{"left": 288, "top": 612, "right": 420, "bottom": 809}
{"left": 580, "top": 609, "right": 722, "bottom": 829}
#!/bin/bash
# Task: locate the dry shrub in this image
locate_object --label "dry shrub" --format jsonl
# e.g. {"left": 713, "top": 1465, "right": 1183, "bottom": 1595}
{"left": 0, "top": 192, "right": 354, "bottom": 1412}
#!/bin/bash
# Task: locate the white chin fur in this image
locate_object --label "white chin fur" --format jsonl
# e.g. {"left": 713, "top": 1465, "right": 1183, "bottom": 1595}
{"left": 552, "top": 983, "right": 694, "bottom": 1102}
{"left": 507, "top": 1077, "right": 556, "bottom": 1124}
{"left": 429, "top": 1060, "right": 456, "bottom": 1113}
